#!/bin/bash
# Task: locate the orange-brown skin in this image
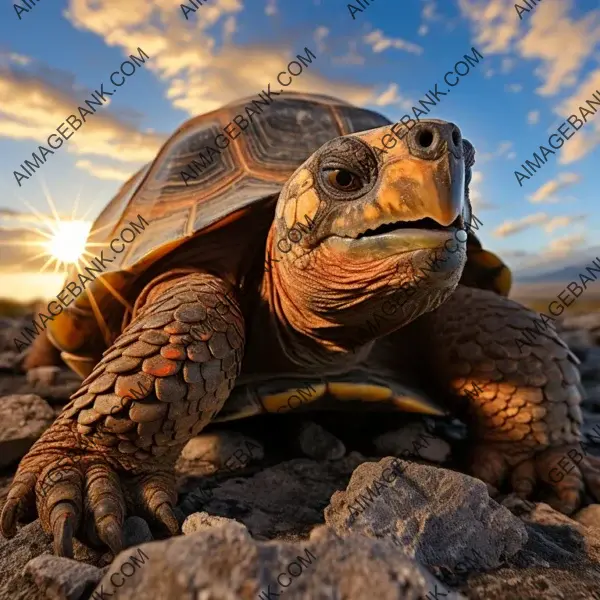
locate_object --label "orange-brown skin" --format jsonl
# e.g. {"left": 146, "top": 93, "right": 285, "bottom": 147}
{"left": 3, "top": 118, "right": 600, "bottom": 557}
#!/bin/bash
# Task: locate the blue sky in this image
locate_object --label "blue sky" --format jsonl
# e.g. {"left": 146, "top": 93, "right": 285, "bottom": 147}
{"left": 1, "top": 0, "right": 599, "bottom": 300}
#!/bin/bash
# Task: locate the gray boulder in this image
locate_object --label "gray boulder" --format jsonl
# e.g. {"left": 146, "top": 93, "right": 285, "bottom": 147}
{"left": 91, "top": 521, "right": 464, "bottom": 600}
{"left": 0, "top": 394, "right": 55, "bottom": 467}
{"left": 176, "top": 430, "right": 264, "bottom": 477}
{"left": 324, "top": 457, "right": 528, "bottom": 573}
{"left": 296, "top": 420, "right": 346, "bottom": 460}
{"left": 373, "top": 422, "right": 451, "bottom": 463}
{"left": 24, "top": 555, "right": 103, "bottom": 600}
{"left": 0, "top": 521, "right": 104, "bottom": 600}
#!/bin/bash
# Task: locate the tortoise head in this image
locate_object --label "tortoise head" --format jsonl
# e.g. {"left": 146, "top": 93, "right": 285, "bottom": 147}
{"left": 265, "top": 119, "right": 473, "bottom": 355}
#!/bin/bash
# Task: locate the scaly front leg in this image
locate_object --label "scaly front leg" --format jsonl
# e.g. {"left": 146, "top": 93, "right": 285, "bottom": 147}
{"left": 419, "top": 284, "right": 600, "bottom": 514}
{"left": 0, "top": 272, "right": 244, "bottom": 555}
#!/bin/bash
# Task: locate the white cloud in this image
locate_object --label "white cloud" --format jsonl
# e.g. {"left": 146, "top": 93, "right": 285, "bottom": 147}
{"left": 363, "top": 30, "right": 423, "bottom": 55}
{"left": 518, "top": 0, "right": 600, "bottom": 96}
{"left": 469, "top": 171, "right": 496, "bottom": 210}
{"left": 556, "top": 68, "right": 600, "bottom": 164}
{"left": 422, "top": 0, "right": 438, "bottom": 21}
{"left": 493, "top": 212, "right": 548, "bottom": 237}
{"left": 505, "top": 83, "right": 522, "bottom": 93}
{"left": 458, "top": 0, "right": 600, "bottom": 96}
{"left": 529, "top": 172, "right": 581, "bottom": 203}
{"left": 418, "top": 0, "right": 440, "bottom": 35}
{"left": 265, "top": 0, "right": 277, "bottom": 16}
{"left": 75, "top": 159, "right": 133, "bottom": 182}
{"left": 0, "top": 65, "right": 165, "bottom": 164}
{"left": 493, "top": 211, "right": 586, "bottom": 238}
{"left": 222, "top": 16, "right": 236, "bottom": 45}
{"left": 0, "top": 52, "right": 31, "bottom": 67}
{"left": 65, "top": 0, "right": 379, "bottom": 116}
{"left": 477, "top": 140, "right": 514, "bottom": 163}
{"left": 457, "top": 0, "right": 520, "bottom": 53}
{"left": 543, "top": 232, "right": 587, "bottom": 256}
{"left": 314, "top": 26, "right": 329, "bottom": 54}
{"left": 527, "top": 110, "right": 540, "bottom": 125}
{"left": 372, "top": 83, "right": 412, "bottom": 109}
{"left": 543, "top": 214, "right": 586, "bottom": 233}
{"left": 0, "top": 208, "right": 69, "bottom": 224}
{"left": 332, "top": 41, "right": 365, "bottom": 66}
{"left": 501, "top": 57, "right": 514, "bottom": 73}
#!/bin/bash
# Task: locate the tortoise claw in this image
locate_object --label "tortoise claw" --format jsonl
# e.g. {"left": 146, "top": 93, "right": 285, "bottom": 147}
{"left": 469, "top": 441, "right": 593, "bottom": 515}
{"left": 1, "top": 498, "right": 20, "bottom": 539}
{"left": 126, "top": 472, "right": 179, "bottom": 536}
{"left": 156, "top": 503, "right": 180, "bottom": 535}
{"left": 51, "top": 504, "right": 76, "bottom": 558}
{"left": 97, "top": 515, "right": 124, "bottom": 556}
{"left": 1, "top": 470, "right": 38, "bottom": 538}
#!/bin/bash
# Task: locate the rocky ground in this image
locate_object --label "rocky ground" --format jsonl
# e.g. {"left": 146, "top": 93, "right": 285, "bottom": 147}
{"left": 3, "top": 314, "right": 600, "bottom": 599}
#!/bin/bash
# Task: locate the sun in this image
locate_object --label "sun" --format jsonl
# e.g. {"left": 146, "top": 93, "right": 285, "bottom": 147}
{"left": 46, "top": 220, "right": 91, "bottom": 264}
{"left": 1, "top": 183, "right": 110, "bottom": 277}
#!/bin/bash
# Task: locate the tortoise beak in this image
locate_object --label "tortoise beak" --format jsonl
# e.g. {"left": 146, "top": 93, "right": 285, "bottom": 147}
{"left": 324, "top": 120, "right": 466, "bottom": 254}
{"left": 374, "top": 120, "right": 465, "bottom": 229}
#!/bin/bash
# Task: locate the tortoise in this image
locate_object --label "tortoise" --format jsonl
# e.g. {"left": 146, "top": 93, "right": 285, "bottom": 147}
{"left": 3, "top": 91, "right": 599, "bottom": 558}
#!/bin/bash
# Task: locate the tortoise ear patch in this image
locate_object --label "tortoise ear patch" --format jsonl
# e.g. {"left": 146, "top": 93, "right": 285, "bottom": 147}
{"left": 295, "top": 188, "right": 320, "bottom": 230}
{"left": 279, "top": 168, "right": 315, "bottom": 230}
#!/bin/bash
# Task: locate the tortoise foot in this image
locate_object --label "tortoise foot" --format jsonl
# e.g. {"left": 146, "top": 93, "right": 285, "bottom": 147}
{"left": 469, "top": 440, "right": 600, "bottom": 515}
{"left": 0, "top": 422, "right": 179, "bottom": 557}
{"left": 2, "top": 271, "right": 245, "bottom": 556}
{"left": 22, "top": 330, "right": 63, "bottom": 371}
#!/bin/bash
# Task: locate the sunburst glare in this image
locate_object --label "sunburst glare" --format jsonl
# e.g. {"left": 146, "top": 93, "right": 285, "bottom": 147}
{"left": 45, "top": 220, "right": 92, "bottom": 264}
{"left": 2, "top": 181, "right": 107, "bottom": 276}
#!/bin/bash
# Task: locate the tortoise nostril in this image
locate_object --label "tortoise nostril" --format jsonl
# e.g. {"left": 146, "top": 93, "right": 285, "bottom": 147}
{"left": 417, "top": 129, "right": 434, "bottom": 148}
{"left": 452, "top": 128, "right": 461, "bottom": 147}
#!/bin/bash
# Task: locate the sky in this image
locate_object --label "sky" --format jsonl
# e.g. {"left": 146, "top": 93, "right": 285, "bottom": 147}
{"left": 1, "top": 0, "right": 599, "bottom": 301}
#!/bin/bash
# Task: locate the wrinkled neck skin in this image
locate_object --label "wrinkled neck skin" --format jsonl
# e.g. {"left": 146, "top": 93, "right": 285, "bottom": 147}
{"left": 257, "top": 223, "right": 466, "bottom": 371}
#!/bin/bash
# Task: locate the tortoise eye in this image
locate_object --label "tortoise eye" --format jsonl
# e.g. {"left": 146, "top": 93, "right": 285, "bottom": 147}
{"left": 326, "top": 169, "right": 362, "bottom": 192}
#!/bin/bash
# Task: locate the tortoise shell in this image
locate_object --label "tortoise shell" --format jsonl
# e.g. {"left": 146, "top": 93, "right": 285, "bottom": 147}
{"left": 47, "top": 92, "right": 510, "bottom": 361}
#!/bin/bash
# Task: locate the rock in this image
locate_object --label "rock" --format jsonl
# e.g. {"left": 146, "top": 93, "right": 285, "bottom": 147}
{"left": 0, "top": 319, "right": 25, "bottom": 352}
{"left": 0, "top": 370, "right": 81, "bottom": 405}
{"left": 0, "top": 521, "right": 104, "bottom": 600}
{"left": 560, "top": 329, "right": 595, "bottom": 359}
{"left": 0, "top": 352, "right": 18, "bottom": 372}
{"left": 182, "top": 512, "right": 246, "bottom": 535}
{"left": 500, "top": 493, "right": 537, "bottom": 516}
{"left": 579, "top": 348, "right": 600, "bottom": 382}
{"left": 0, "top": 394, "right": 55, "bottom": 467}
{"left": 574, "top": 505, "right": 600, "bottom": 530}
{"left": 26, "top": 366, "right": 61, "bottom": 387}
{"left": 123, "top": 517, "right": 153, "bottom": 548}
{"left": 91, "top": 522, "right": 464, "bottom": 600}
{"left": 561, "top": 313, "right": 600, "bottom": 332}
{"left": 324, "top": 457, "right": 527, "bottom": 573}
{"left": 465, "top": 567, "right": 600, "bottom": 600}
{"left": 582, "top": 383, "right": 600, "bottom": 407}
{"left": 177, "top": 454, "right": 364, "bottom": 541}
{"left": 373, "top": 422, "right": 451, "bottom": 463}
{"left": 176, "top": 430, "right": 264, "bottom": 477}
{"left": 24, "top": 555, "right": 103, "bottom": 600}
{"left": 296, "top": 420, "right": 346, "bottom": 460}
